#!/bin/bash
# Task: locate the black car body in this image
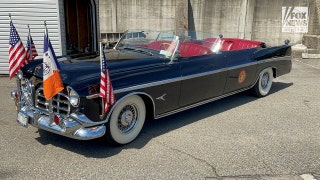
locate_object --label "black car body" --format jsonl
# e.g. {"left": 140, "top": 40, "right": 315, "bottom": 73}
{"left": 11, "top": 30, "right": 292, "bottom": 145}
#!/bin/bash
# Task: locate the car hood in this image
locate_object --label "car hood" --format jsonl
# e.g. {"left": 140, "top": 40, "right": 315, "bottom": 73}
{"left": 26, "top": 50, "right": 151, "bottom": 82}
{"left": 23, "top": 49, "right": 164, "bottom": 94}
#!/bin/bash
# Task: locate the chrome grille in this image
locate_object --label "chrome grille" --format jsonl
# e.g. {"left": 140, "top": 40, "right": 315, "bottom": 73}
{"left": 35, "top": 88, "right": 70, "bottom": 116}
{"left": 20, "top": 78, "right": 34, "bottom": 107}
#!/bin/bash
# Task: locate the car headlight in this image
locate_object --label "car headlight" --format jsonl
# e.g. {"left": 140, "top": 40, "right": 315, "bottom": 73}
{"left": 17, "top": 70, "right": 23, "bottom": 80}
{"left": 68, "top": 87, "right": 80, "bottom": 107}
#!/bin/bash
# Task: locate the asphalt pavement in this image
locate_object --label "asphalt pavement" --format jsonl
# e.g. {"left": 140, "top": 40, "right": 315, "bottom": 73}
{"left": 0, "top": 58, "right": 319, "bottom": 179}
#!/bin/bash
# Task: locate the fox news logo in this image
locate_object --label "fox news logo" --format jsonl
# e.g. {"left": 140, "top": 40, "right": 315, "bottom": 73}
{"left": 282, "top": 6, "right": 308, "bottom": 33}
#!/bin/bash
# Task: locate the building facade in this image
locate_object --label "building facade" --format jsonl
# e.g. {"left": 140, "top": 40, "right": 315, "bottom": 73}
{"left": 100, "top": 0, "right": 312, "bottom": 46}
{"left": 0, "top": 0, "right": 317, "bottom": 74}
{"left": 0, "top": 0, "right": 98, "bottom": 74}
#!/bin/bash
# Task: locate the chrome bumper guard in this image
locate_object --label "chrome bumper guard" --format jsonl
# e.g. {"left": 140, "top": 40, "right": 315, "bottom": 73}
{"left": 12, "top": 90, "right": 106, "bottom": 140}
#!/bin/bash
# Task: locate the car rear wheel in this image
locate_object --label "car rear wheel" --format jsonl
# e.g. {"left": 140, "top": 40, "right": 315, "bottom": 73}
{"left": 106, "top": 95, "right": 146, "bottom": 145}
{"left": 252, "top": 68, "right": 273, "bottom": 97}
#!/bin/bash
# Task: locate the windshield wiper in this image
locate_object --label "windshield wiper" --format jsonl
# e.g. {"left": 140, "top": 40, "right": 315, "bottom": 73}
{"left": 124, "top": 47, "right": 154, "bottom": 56}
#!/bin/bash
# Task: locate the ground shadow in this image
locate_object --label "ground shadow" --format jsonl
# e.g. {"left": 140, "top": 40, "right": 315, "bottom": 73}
{"left": 35, "top": 82, "right": 293, "bottom": 158}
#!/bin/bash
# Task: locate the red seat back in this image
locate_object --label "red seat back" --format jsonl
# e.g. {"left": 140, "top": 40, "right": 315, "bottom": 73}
{"left": 203, "top": 38, "right": 264, "bottom": 51}
{"left": 224, "top": 38, "right": 263, "bottom": 51}
{"left": 147, "top": 41, "right": 171, "bottom": 50}
{"left": 179, "top": 43, "right": 212, "bottom": 57}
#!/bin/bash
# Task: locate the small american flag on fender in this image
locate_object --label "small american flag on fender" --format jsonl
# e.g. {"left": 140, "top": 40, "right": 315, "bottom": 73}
{"left": 25, "top": 32, "right": 38, "bottom": 62}
{"left": 100, "top": 45, "right": 115, "bottom": 113}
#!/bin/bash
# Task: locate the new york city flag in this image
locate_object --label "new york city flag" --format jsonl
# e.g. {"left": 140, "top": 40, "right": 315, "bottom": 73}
{"left": 43, "top": 30, "right": 64, "bottom": 100}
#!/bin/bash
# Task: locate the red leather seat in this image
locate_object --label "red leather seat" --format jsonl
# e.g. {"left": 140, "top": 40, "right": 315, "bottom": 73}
{"left": 148, "top": 41, "right": 212, "bottom": 57}
{"left": 203, "top": 38, "right": 264, "bottom": 51}
{"left": 179, "top": 43, "right": 212, "bottom": 57}
{"left": 147, "top": 41, "right": 171, "bottom": 51}
{"left": 223, "top": 38, "right": 263, "bottom": 51}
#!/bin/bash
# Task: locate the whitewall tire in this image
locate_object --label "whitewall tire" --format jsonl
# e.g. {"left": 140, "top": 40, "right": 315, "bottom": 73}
{"left": 106, "top": 95, "right": 146, "bottom": 145}
{"left": 252, "top": 68, "right": 273, "bottom": 97}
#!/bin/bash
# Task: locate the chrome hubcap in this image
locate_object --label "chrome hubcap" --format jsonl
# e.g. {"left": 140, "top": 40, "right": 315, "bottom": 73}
{"left": 118, "top": 104, "right": 138, "bottom": 133}
{"left": 120, "top": 111, "right": 133, "bottom": 126}
{"left": 261, "top": 72, "right": 270, "bottom": 90}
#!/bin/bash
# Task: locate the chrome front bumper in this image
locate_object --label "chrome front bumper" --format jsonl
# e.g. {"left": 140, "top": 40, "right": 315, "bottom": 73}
{"left": 11, "top": 89, "right": 106, "bottom": 140}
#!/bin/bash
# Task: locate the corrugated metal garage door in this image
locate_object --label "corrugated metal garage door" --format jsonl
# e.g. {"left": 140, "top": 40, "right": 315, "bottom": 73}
{"left": 0, "top": 0, "right": 63, "bottom": 74}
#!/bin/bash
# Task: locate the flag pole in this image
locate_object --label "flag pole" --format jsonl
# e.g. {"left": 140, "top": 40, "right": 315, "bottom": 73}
{"left": 44, "top": 20, "right": 48, "bottom": 35}
{"left": 99, "top": 42, "right": 104, "bottom": 112}
{"left": 100, "top": 42, "right": 103, "bottom": 71}
{"left": 44, "top": 21, "right": 54, "bottom": 124}
{"left": 27, "top": 24, "right": 32, "bottom": 60}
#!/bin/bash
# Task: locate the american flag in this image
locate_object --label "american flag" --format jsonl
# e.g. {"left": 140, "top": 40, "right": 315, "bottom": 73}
{"left": 9, "top": 20, "right": 27, "bottom": 79}
{"left": 100, "top": 48, "right": 115, "bottom": 113}
{"left": 25, "top": 33, "right": 38, "bottom": 62}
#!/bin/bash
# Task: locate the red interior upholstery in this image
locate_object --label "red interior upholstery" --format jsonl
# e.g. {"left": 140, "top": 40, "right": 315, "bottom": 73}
{"left": 147, "top": 41, "right": 171, "bottom": 50}
{"left": 179, "top": 43, "right": 211, "bottom": 57}
{"left": 147, "top": 41, "right": 211, "bottom": 57}
{"left": 146, "top": 38, "right": 264, "bottom": 57}
{"left": 224, "top": 38, "right": 264, "bottom": 51}
{"left": 203, "top": 38, "right": 264, "bottom": 51}
{"left": 202, "top": 38, "right": 218, "bottom": 49}
{"left": 220, "top": 40, "right": 233, "bottom": 51}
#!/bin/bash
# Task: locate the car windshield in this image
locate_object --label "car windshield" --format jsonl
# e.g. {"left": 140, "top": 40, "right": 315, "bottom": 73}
{"left": 115, "top": 30, "right": 223, "bottom": 58}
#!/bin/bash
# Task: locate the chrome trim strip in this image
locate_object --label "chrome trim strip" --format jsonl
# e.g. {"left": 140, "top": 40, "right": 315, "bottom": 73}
{"left": 181, "top": 61, "right": 258, "bottom": 81}
{"left": 181, "top": 68, "right": 226, "bottom": 81}
{"left": 257, "top": 56, "right": 291, "bottom": 64}
{"left": 86, "top": 61, "right": 260, "bottom": 98}
{"left": 110, "top": 61, "right": 262, "bottom": 95}
{"left": 154, "top": 85, "right": 255, "bottom": 119}
{"left": 86, "top": 94, "right": 100, "bottom": 99}
{"left": 86, "top": 77, "right": 183, "bottom": 99}
{"left": 226, "top": 62, "right": 258, "bottom": 71}
{"left": 114, "top": 77, "right": 182, "bottom": 94}
{"left": 111, "top": 68, "right": 225, "bottom": 95}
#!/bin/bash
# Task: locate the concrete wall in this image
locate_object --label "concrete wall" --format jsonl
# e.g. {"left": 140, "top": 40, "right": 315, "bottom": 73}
{"left": 99, "top": 0, "right": 314, "bottom": 46}
{"left": 188, "top": 0, "right": 309, "bottom": 46}
{"left": 303, "top": 0, "right": 320, "bottom": 50}
{"left": 188, "top": 0, "right": 249, "bottom": 38}
{"left": 306, "top": 0, "right": 320, "bottom": 35}
{"left": 252, "top": 0, "right": 309, "bottom": 46}
{"left": 99, "top": 0, "right": 187, "bottom": 33}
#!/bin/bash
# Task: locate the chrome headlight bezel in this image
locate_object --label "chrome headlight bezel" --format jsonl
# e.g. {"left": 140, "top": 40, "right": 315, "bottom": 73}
{"left": 68, "top": 87, "right": 80, "bottom": 107}
{"left": 17, "top": 70, "right": 23, "bottom": 80}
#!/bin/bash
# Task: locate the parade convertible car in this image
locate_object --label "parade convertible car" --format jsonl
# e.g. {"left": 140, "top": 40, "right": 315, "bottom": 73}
{"left": 11, "top": 30, "right": 292, "bottom": 145}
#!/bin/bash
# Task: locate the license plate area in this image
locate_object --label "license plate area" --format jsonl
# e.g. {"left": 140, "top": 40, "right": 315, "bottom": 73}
{"left": 17, "top": 111, "right": 29, "bottom": 127}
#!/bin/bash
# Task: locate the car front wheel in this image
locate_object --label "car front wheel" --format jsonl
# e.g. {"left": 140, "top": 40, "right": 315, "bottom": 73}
{"left": 106, "top": 95, "right": 146, "bottom": 145}
{"left": 252, "top": 68, "right": 274, "bottom": 97}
